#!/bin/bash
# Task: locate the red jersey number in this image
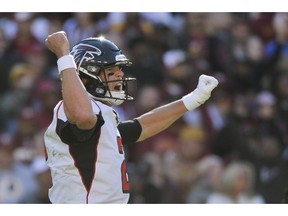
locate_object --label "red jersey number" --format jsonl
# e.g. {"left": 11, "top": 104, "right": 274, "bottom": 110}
{"left": 121, "top": 160, "right": 129, "bottom": 193}
{"left": 117, "top": 136, "right": 129, "bottom": 193}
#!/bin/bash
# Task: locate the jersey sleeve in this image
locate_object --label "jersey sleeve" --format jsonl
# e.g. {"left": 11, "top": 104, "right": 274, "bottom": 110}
{"left": 55, "top": 101, "right": 104, "bottom": 146}
{"left": 118, "top": 119, "right": 142, "bottom": 145}
{"left": 56, "top": 112, "right": 104, "bottom": 145}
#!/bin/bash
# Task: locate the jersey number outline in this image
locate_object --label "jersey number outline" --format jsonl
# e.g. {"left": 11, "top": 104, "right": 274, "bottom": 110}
{"left": 117, "top": 136, "right": 129, "bottom": 193}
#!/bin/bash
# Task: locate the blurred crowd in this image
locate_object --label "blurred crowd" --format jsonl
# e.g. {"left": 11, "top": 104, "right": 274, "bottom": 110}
{"left": 1, "top": 12, "right": 288, "bottom": 204}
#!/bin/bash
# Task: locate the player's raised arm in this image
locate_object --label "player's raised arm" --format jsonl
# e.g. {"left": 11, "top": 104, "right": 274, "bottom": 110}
{"left": 136, "top": 74, "right": 219, "bottom": 141}
{"left": 45, "top": 31, "right": 97, "bottom": 129}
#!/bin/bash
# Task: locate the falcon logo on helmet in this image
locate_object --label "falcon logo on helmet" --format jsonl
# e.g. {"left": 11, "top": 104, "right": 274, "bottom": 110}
{"left": 70, "top": 44, "right": 102, "bottom": 65}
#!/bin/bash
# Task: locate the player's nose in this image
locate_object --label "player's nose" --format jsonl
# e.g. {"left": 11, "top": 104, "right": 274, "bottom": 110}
{"left": 115, "top": 69, "right": 124, "bottom": 78}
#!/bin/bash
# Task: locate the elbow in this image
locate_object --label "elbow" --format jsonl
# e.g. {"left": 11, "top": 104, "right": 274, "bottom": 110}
{"left": 67, "top": 108, "right": 97, "bottom": 129}
{"left": 75, "top": 113, "right": 97, "bottom": 129}
{"left": 136, "top": 125, "right": 153, "bottom": 142}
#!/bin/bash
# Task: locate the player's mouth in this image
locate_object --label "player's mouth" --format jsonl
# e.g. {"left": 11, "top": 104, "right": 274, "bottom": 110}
{"left": 113, "top": 83, "right": 123, "bottom": 91}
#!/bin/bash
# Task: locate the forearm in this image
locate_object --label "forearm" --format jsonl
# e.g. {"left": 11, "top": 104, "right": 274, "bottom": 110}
{"left": 45, "top": 31, "right": 97, "bottom": 129}
{"left": 136, "top": 100, "right": 187, "bottom": 141}
{"left": 136, "top": 74, "right": 219, "bottom": 142}
{"left": 61, "top": 68, "right": 96, "bottom": 129}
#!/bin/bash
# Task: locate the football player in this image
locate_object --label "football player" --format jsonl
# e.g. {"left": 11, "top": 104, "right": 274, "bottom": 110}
{"left": 44, "top": 31, "right": 218, "bottom": 203}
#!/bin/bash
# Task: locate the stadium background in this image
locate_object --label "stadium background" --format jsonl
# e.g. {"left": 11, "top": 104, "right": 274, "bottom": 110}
{"left": 0, "top": 12, "right": 288, "bottom": 203}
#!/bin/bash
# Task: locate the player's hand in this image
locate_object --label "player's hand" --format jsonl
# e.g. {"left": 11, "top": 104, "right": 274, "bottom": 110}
{"left": 45, "top": 31, "right": 70, "bottom": 59}
{"left": 182, "top": 74, "right": 219, "bottom": 111}
{"left": 195, "top": 74, "right": 219, "bottom": 103}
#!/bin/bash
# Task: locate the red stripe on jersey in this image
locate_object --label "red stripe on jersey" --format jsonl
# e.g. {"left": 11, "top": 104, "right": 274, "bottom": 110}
{"left": 68, "top": 124, "right": 102, "bottom": 203}
{"left": 68, "top": 99, "right": 102, "bottom": 203}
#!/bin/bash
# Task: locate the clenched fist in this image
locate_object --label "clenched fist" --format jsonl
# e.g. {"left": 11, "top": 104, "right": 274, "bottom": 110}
{"left": 196, "top": 74, "right": 219, "bottom": 99}
{"left": 182, "top": 74, "right": 219, "bottom": 111}
{"left": 45, "top": 31, "right": 70, "bottom": 59}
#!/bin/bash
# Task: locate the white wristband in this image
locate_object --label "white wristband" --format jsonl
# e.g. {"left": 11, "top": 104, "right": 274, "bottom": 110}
{"left": 182, "top": 91, "right": 202, "bottom": 111}
{"left": 57, "top": 55, "right": 77, "bottom": 74}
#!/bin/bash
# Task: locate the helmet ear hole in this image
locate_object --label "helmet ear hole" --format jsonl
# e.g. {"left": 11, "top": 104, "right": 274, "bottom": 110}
{"left": 85, "top": 76, "right": 107, "bottom": 97}
{"left": 87, "top": 65, "right": 101, "bottom": 75}
{"left": 95, "top": 87, "right": 105, "bottom": 95}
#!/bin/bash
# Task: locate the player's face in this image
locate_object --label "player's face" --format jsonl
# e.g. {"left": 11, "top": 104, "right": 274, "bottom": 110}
{"left": 99, "top": 66, "right": 124, "bottom": 92}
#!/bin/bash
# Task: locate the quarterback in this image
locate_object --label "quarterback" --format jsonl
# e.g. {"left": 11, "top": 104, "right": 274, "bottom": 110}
{"left": 44, "top": 31, "right": 218, "bottom": 203}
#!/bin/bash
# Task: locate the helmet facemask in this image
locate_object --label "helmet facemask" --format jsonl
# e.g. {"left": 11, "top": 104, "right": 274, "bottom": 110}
{"left": 78, "top": 63, "right": 136, "bottom": 106}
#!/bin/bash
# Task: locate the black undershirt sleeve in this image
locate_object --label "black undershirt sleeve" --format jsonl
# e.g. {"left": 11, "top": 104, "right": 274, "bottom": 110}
{"left": 56, "top": 112, "right": 104, "bottom": 146}
{"left": 118, "top": 119, "right": 142, "bottom": 145}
